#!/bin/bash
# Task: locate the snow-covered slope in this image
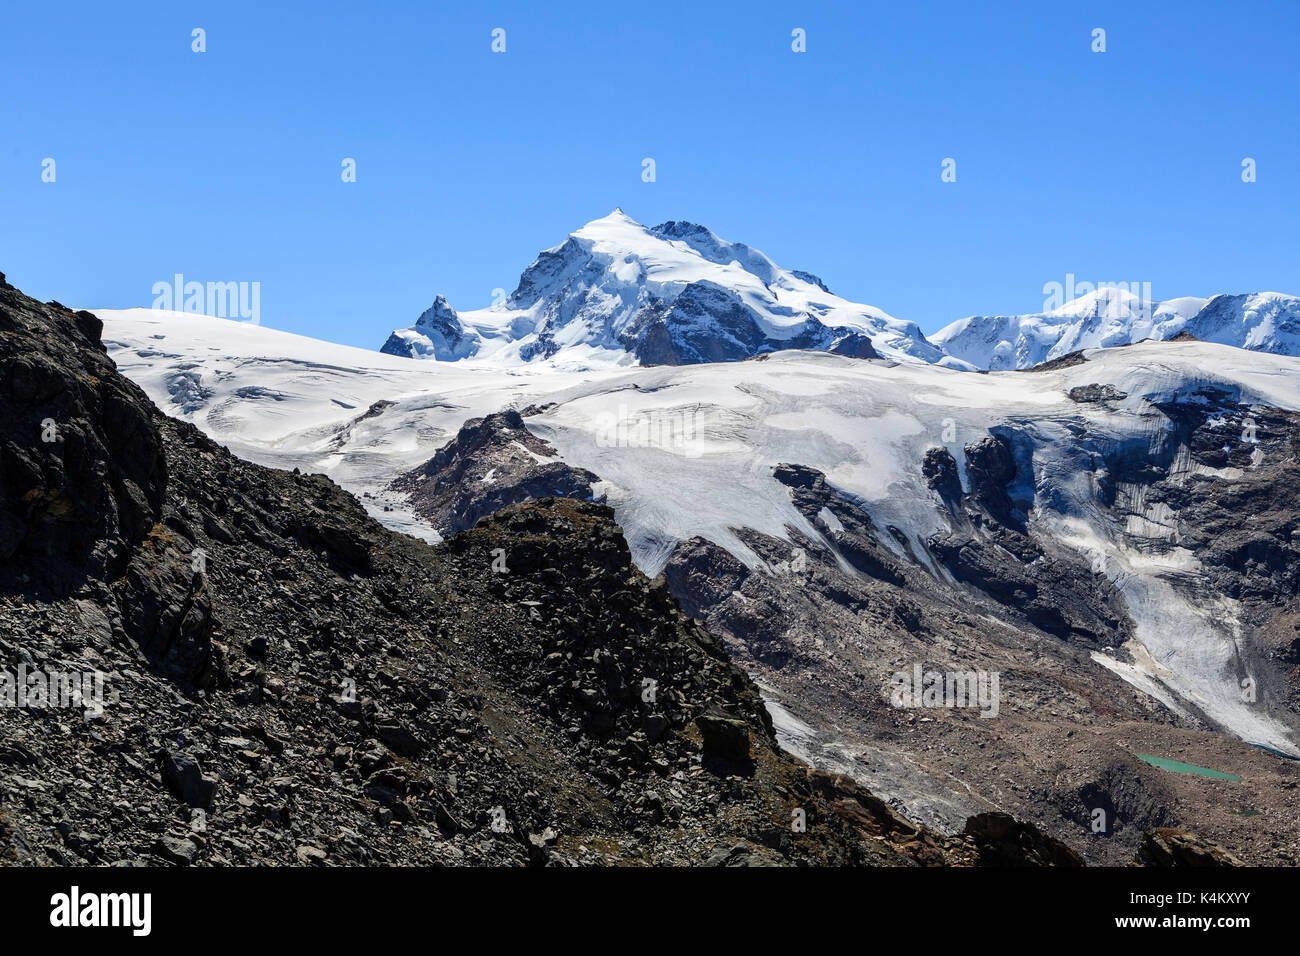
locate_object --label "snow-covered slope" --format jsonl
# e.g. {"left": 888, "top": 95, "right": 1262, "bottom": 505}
{"left": 381, "top": 209, "right": 952, "bottom": 367}
{"left": 97, "top": 308, "right": 600, "bottom": 540}
{"left": 98, "top": 306, "right": 1300, "bottom": 757}
{"left": 934, "top": 288, "right": 1300, "bottom": 370}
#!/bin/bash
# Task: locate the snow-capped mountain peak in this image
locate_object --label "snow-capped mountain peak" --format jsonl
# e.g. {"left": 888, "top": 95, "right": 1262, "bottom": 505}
{"left": 934, "top": 288, "right": 1300, "bottom": 370}
{"left": 382, "top": 210, "right": 947, "bottom": 367}
{"left": 381, "top": 294, "right": 477, "bottom": 361}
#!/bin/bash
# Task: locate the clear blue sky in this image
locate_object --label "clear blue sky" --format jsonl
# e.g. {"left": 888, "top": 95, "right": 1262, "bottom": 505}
{"left": 3, "top": 0, "right": 1296, "bottom": 347}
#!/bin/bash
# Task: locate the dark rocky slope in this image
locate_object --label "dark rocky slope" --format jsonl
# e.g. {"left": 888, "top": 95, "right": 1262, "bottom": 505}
{"left": 0, "top": 274, "right": 1079, "bottom": 867}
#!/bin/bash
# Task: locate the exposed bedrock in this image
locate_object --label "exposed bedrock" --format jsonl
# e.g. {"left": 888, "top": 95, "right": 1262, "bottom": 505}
{"left": 390, "top": 409, "right": 601, "bottom": 535}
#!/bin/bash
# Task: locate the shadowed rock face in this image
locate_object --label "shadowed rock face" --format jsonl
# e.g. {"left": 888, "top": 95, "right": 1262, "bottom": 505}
{"left": 621, "top": 282, "right": 879, "bottom": 366}
{"left": 0, "top": 274, "right": 166, "bottom": 599}
{"left": 962, "top": 433, "right": 1022, "bottom": 528}
{"left": 8, "top": 272, "right": 1092, "bottom": 868}
{"left": 922, "top": 447, "right": 963, "bottom": 505}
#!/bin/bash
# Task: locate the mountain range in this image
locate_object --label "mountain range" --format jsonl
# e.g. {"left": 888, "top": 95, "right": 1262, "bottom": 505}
{"left": 380, "top": 210, "right": 1300, "bottom": 372}
{"left": 91, "top": 259, "right": 1300, "bottom": 865}
{"left": 934, "top": 288, "right": 1300, "bottom": 370}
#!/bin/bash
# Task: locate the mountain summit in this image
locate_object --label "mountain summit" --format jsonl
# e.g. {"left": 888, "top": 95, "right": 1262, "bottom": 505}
{"left": 382, "top": 210, "right": 949, "bottom": 367}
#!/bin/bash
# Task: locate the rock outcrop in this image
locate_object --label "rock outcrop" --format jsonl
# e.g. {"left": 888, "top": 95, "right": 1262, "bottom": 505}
{"left": 1135, "top": 829, "right": 1246, "bottom": 867}
{"left": 390, "top": 409, "right": 600, "bottom": 535}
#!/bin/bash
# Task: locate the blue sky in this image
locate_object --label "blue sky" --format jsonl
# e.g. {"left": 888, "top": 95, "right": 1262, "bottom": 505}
{"left": 3, "top": 0, "right": 1296, "bottom": 347}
